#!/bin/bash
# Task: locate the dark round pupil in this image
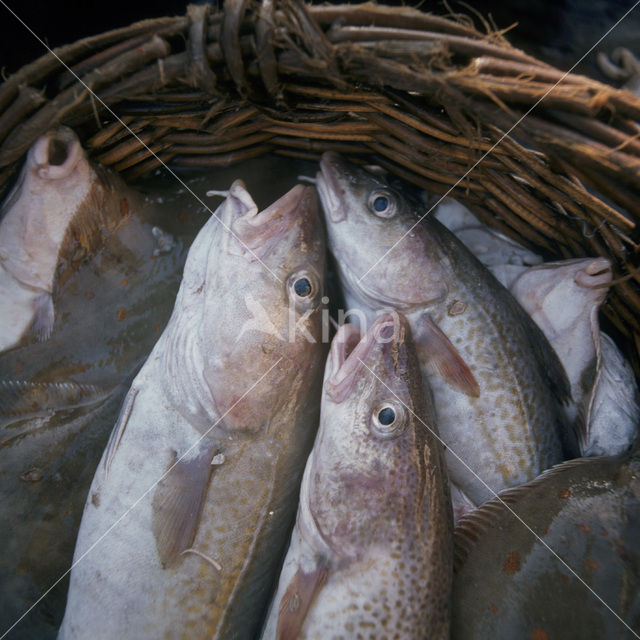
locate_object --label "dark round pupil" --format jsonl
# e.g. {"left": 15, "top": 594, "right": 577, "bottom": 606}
{"left": 378, "top": 407, "right": 395, "bottom": 426}
{"left": 294, "top": 277, "right": 312, "bottom": 297}
{"left": 373, "top": 195, "right": 389, "bottom": 212}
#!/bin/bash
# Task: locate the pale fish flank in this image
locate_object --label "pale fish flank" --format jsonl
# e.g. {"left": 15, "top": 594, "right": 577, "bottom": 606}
{"left": 59, "top": 181, "right": 328, "bottom": 640}
{"left": 0, "top": 126, "right": 144, "bottom": 352}
{"left": 261, "top": 314, "right": 452, "bottom": 640}
{"left": 316, "top": 152, "right": 571, "bottom": 508}
{"left": 508, "top": 259, "right": 611, "bottom": 446}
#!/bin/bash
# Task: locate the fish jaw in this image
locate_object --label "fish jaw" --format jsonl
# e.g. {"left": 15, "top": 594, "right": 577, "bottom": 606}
{"left": 316, "top": 151, "right": 449, "bottom": 308}
{"left": 228, "top": 181, "right": 318, "bottom": 262}
{"left": 511, "top": 257, "right": 611, "bottom": 336}
{"left": 160, "top": 180, "right": 328, "bottom": 435}
{"left": 317, "top": 151, "right": 349, "bottom": 223}
{"left": 510, "top": 257, "right": 612, "bottom": 398}
{"left": 31, "top": 126, "right": 84, "bottom": 181}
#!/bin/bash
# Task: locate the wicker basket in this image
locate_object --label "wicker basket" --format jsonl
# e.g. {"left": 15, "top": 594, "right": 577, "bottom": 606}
{"left": 1, "top": 0, "right": 640, "bottom": 378}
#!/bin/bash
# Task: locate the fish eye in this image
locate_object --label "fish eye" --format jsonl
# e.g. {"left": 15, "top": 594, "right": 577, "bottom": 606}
{"left": 368, "top": 190, "right": 396, "bottom": 218}
{"left": 370, "top": 402, "right": 406, "bottom": 439}
{"left": 293, "top": 277, "right": 313, "bottom": 298}
{"left": 287, "top": 270, "right": 321, "bottom": 310}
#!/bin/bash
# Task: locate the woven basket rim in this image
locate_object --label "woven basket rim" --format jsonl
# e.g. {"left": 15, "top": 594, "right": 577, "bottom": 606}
{"left": 1, "top": 0, "right": 639, "bottom": 377}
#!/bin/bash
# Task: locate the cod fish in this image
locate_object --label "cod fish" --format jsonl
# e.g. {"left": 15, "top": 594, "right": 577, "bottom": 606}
{"left": 261, "top": 314, "right": 453, "bottom": 640}
{"left": 0, "top": 126, "right": 143, "bottom": 352}
{"left": 59, "top": 180, "right": 327, "bottom": 640}
{"left": 316, "top": 152, "right": 570, "bottom": 507}
{"left": 453, "top": 446, "right": 640, "bottom": 639}
{"left": 508, "top": 258, "right": 639, "bottom": 455}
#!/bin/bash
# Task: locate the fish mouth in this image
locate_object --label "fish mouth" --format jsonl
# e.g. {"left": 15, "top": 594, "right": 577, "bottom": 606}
{"left": 575, "top": 257, "right": 612, "bottom": 289}
{"left": 325, "top": 314, "right": 397, "bottom": 402}
{"left": 317, "top": 151, "right": 347, "bottom": 223}
{"left": 230, "top": 182, "right": 312, "bottom": 253}
{"left": 33, "top": 127, "right": 83, "bottom": 180}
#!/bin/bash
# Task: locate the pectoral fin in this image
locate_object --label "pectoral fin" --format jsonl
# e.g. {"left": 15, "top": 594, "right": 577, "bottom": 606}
{"left": 103, "top": 386, "right": 138, "bottom": 476}
{"left": 415, "top": 314, "right": 480, "bottom": 397}
{"left": 276, "top": 557, "right": 329, "bottom": 640}
{"left": 31, "top": 293, "right": 54, "bottom": 341}
{"left": 152, "top": 442, "right": 218, "bottom": 569}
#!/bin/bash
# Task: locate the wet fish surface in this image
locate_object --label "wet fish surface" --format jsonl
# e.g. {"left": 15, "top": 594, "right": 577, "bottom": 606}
{"left": 316, "top": 152, "right": 570, "bottom": 506}
{"left": 0, "top": 177, "right": 195, "bottom": 639}
{"left": 507, "top": 258, "right": 640, "bottom": 456}
{"left": 0, "top": 127, "right": 144, "bottom": 352}
{"left": 59, "top": 180, "right": 327, "bottom": 640}
{"left": 453, "top": 446, "right": 640, "bottom": 639}
{"left": 261, "top": 314, "right": 452, "bottom": 639}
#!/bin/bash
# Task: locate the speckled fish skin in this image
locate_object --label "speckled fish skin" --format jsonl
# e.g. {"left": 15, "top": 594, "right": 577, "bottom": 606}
{"left": 0, "top": 126, "right": 144, "bottom": 352}
{"left": 452, "top": 445, "right": 640, "bottom": 639}
{"left": 261, "top": 314, "right": 453, "bottom": 640}
{"left": 316, "top": 152, "right": 569, "bottom": 505}
{"left": 59, "top": 182, "right": 327, "bottom": 640}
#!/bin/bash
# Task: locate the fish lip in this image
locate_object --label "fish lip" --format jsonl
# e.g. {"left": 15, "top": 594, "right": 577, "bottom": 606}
{"left": 575, "top": 257, "right": 612, "bottom": 289}
{"left": 327, "top": 322, "right": 361, "bottom": 377}
{"left": 32, "top": 127, "right": 83, "bottom": 181}
{"left": 325, "top": 314, "right": 396, "bottom": 403}
{"left": 230, "top": 183, "right": 311, "bottom": 252}
{"left": 317, "top": 151, "right": 347, "bottom": 224}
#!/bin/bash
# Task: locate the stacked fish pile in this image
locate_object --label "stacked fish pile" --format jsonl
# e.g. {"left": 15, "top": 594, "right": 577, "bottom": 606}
{"left": 1, "top": 129, "right": 639, "bottom": 639}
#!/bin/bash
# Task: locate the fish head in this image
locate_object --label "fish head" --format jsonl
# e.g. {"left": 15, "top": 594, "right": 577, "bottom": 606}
{"left": 195, "top": 180, "right": 327, "bottom": 434}
{"left": 0, "top": 127, "right": 94, "bottom": 289}
{"left": 510, "top": 257, "right": 612, "bottom": 336}
{"left": 316, "top": 151, "right": 449, "bottom": 309}
{"left": 304, "top": 313, "right": 449, "bottom": 561}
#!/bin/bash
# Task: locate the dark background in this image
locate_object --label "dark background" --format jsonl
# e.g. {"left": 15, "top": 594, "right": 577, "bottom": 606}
{"left": 0, "top": 1, "right": 639, "bottom": 83}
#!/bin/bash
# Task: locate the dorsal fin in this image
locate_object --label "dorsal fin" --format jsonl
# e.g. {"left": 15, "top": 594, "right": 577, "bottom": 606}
{"left": 453, "top": 456, "right": 605, "bottom": 572}
{"left": 0, "top": 378, "right": 108, "bottom": 418}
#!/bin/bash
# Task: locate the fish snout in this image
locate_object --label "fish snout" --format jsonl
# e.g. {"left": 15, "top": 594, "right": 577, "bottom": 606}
{"left": 575, "top": 257, "right": 612, "bottom": 289}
